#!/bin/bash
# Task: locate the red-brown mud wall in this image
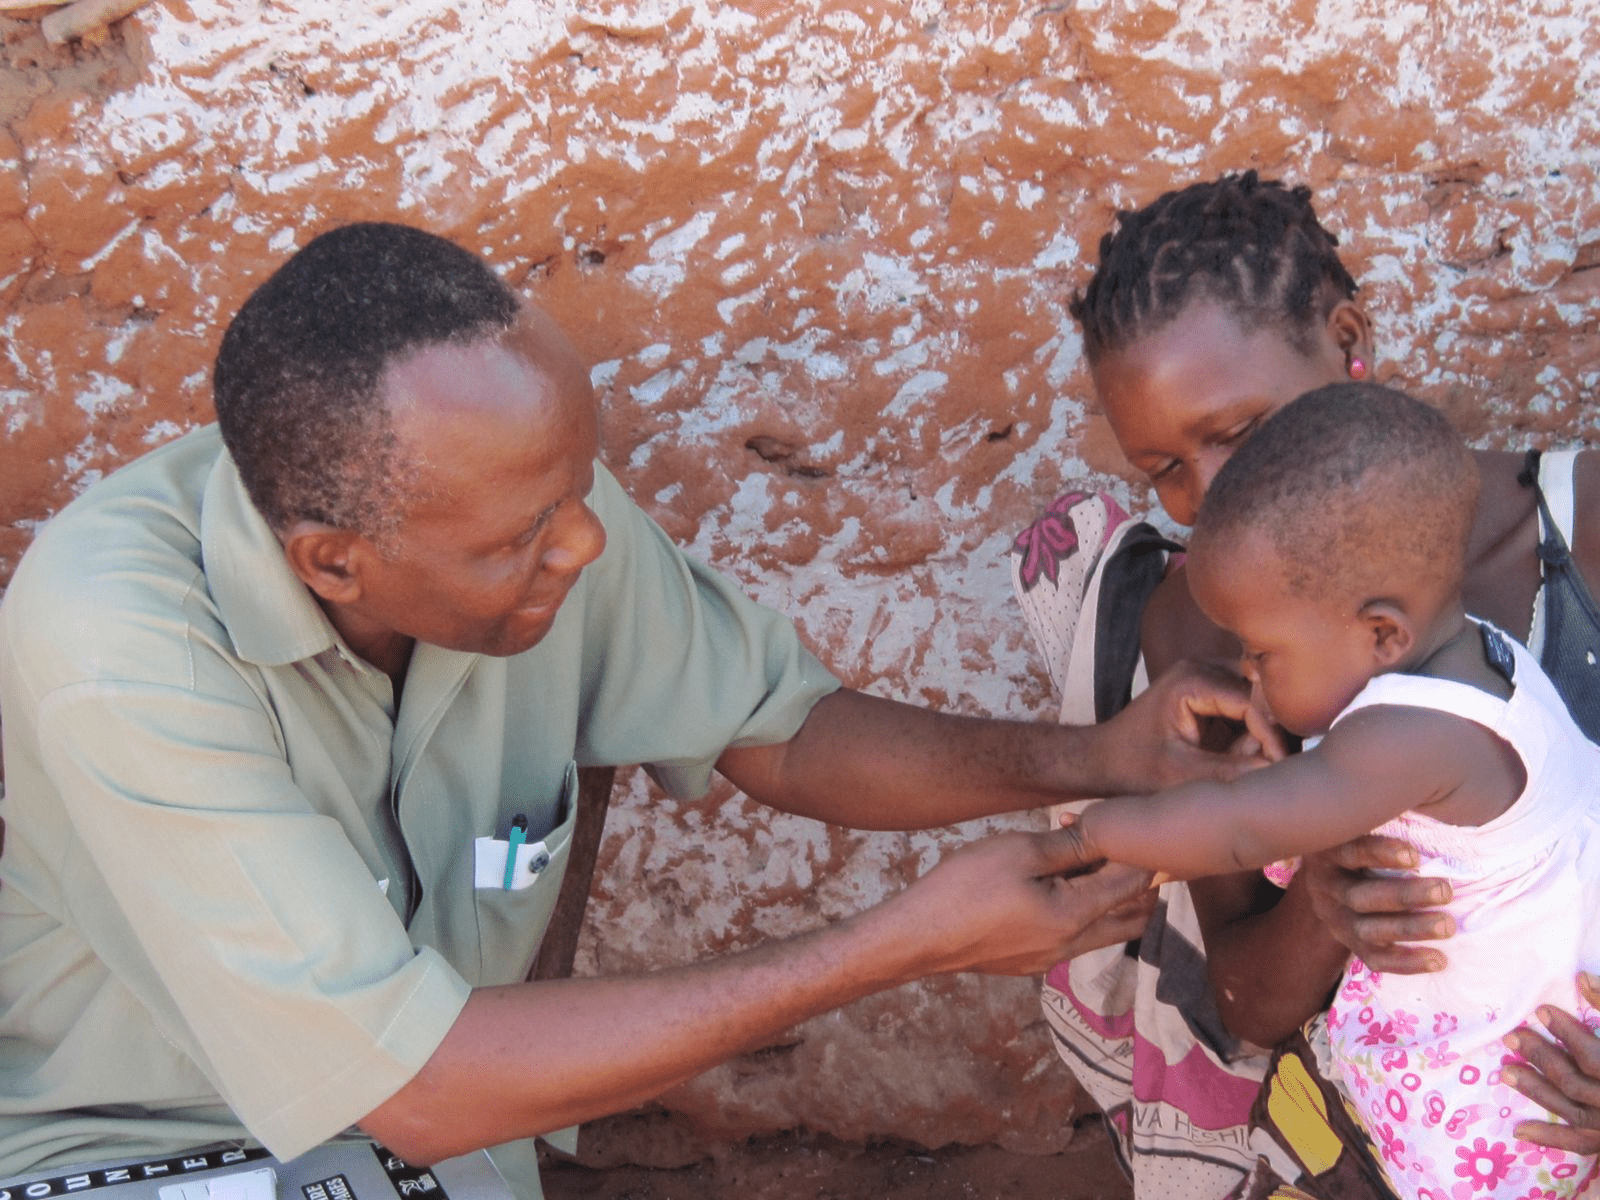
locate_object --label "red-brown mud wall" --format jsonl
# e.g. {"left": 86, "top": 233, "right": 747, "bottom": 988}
{"left": 2, "top": 0, "right": 1597, "bottom": 1157}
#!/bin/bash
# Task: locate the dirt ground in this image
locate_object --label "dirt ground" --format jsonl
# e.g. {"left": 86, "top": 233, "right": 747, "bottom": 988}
{"left": 539, "top": 1111, "right": 1133, "bottom": 1200}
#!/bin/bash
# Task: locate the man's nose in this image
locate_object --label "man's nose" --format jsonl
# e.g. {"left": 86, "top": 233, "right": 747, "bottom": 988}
{"left": 543, "top": 502, "right": 607, "bottom": 575}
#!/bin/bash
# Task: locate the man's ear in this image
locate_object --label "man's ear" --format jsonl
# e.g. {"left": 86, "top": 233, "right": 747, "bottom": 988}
{"left": 281, "top": 521, "right": 369, "bottom": 605}
{"left": 1360, "top": 599, "right": 1414, "bottom": 669}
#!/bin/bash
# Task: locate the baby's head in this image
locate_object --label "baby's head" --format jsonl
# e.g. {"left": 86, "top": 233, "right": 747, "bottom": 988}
{"left": 1186, "top": 382, "right": 1479, "bottom": 736}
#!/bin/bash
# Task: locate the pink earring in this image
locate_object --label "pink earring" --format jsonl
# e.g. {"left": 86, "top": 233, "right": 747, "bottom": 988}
{"left": 1349, "top": 357, "right": 1368, "bottom": 380}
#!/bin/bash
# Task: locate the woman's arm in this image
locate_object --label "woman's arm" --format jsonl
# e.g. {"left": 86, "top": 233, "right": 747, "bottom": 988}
{"left": 1191, "top": 843, "right": 1457, "bottom": 1045}
{"left": 1191, "top": 870, "right": 1349, "bottom": 1046}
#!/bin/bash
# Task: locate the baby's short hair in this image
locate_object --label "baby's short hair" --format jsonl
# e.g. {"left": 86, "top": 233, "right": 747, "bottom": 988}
{"left": 1191, "top": 383, "right": 1479, "bottom": 604}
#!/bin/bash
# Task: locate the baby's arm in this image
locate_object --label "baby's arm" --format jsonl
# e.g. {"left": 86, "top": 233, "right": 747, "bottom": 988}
{"left": 1073, "top": 704, "right": 1518, "bottom": 880}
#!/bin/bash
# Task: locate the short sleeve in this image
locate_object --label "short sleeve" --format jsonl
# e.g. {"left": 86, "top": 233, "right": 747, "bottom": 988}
{"left": 0, "top": 430, "right": 472, "bottom": 1160}
{"left": 568, "top": 468, "right": 841, "bottom": 797}
{"left": 24, "top": 672, "right": 470, "bottom": 1160}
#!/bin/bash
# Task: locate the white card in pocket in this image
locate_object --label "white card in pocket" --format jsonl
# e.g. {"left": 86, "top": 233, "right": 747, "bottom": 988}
{"left": 473, "top": 836, "right": 553, "bottom": 891}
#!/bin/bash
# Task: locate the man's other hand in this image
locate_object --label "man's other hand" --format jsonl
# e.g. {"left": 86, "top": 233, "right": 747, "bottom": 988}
{"left": 1098, "top": 658, "right": 1285, "bottom": 794}
{"left": 884, "top": 828, "right": 1155, "bottom": 978}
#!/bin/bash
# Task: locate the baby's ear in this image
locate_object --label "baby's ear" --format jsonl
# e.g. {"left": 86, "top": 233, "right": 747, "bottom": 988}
{"left": 1360, "top": 599, "right": 1414, "bottom": 668}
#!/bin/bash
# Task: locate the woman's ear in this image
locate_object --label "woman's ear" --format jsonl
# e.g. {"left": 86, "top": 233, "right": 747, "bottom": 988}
{"left": 1326, "top": 300, "right": 1376, "bottom": 380}
{"left": 1360, "top": 599, "right": 1414, "bottom": 669}
{"left": 281, "top": 521, "right": 367, "bottom": 605}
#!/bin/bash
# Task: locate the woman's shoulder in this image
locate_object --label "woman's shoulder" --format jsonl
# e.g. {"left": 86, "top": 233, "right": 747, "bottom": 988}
{"left": 1008, "top": 485, "right": 1244, "bottom": 691}
{"left": 1009, "top": 488, "right": 1176, "bottom": 710}
{"left": 1010, "top": 490, "right": 1138, "bottom": 593}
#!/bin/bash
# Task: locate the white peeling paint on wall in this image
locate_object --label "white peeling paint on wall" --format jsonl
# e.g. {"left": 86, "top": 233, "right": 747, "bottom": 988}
{"left": 2, "top": 0, "right": 1598, "bottom": 1152}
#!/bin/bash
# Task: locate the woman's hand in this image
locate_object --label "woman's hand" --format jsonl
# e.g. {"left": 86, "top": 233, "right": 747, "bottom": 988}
{"left": 1300, "top": 834, "right": 1455, "bottom": 973}
{"left": 1502, "top": 974, "right": 1600, "bottom": 1153}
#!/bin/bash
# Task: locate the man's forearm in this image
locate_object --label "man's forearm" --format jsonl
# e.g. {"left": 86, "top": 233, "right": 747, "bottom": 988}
{"left": 362, "top": 826, "right": 1149, "bottom": 1165}
{"left": 363, "top": 895, "right": 925, "bottom": 1162}
{"left": 718, "top": 688, "right": 1116, "bottom": 829}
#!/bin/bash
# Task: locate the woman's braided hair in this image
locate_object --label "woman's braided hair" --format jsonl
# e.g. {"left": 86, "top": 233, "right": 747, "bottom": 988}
{"left": 1070, "top": 171, "right": 1359, "bottom": 364}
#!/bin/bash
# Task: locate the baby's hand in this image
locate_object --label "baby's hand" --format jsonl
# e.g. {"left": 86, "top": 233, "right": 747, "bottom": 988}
{"left": 1057, "top": 809, "right": 1172, "bottom": 888}
{"left": 1054, "top": 810, "right": 1098, "bottom": 867}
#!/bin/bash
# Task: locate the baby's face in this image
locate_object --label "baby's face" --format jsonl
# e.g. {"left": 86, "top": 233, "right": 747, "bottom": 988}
{"left": 1187, "top": 531, "right": 1378, "bottom": 738}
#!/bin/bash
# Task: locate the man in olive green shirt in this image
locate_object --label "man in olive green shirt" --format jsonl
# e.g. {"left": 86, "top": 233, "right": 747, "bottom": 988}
{"left": 0, "top": 223, "right": 1271, "bottom": 1195}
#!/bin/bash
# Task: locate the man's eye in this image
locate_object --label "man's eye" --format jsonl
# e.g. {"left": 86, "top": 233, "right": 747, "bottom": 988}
{"left": 515, "top": 506, "right": 560, "bottom": 546}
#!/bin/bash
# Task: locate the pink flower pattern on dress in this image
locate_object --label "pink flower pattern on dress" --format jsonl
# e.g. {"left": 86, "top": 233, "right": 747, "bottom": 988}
{"left": 1423, "top": 1042, "right": 1462, "bottom": 1070}
{"left": 1342, "top": 976, "right": 1370, "bottom": 1002}
{"left": 1362, "top": 1018, "right": 1400, "bottom": 1046}
{"left": 1378, "top": 1121, "right": 1409, "bottom": 1170}
{"left": 1335, "top": 983, "right": 1591, "bottom": 1198}
{"left": 1455, "top": 1139, "right": 1517, "bottom": 1190}
{"left": 1522, "top": 1145, "right": 1566, "bottom": 1168}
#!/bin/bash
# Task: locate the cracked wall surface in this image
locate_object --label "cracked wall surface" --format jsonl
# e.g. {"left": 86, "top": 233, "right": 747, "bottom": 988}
{"left": 1, "top": 0, "right": 1598, "bottom": 1156}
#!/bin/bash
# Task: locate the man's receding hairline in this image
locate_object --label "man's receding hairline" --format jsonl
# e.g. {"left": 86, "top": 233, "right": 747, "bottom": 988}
{"left": 375, "top": 314, "right": 588, "bottom": 430}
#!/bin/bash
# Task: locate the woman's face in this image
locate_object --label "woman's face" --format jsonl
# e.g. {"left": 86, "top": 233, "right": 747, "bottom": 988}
{"left": 1091, "top": 300, "right": 1360, "bottom": 527}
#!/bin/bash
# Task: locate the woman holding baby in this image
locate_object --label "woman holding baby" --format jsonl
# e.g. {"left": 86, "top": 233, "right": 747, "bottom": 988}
{"left": 1012, "top": 172, "right": 1600, "bottom": 1200}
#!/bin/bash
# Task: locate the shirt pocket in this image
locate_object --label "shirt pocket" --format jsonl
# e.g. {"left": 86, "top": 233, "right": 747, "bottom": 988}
{"left": 472, "top": 760, "right": 578, "bottom": 985}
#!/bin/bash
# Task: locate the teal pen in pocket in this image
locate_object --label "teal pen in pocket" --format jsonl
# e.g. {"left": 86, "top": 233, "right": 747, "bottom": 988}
{"left": 503, "top": 815, "right": 527, "bottom": 890}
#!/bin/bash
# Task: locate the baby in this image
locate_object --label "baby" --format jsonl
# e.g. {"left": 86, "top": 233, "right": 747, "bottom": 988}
{"left": 1066, "top": 383, "right": 1600, "bottom": 1200}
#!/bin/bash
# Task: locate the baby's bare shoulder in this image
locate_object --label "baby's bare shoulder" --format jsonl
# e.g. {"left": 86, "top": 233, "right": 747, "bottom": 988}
{"left": 1322, "top": 705, "right": 1523, "bottom": 826}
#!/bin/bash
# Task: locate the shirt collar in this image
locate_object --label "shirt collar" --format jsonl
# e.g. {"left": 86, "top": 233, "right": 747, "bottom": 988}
{"left": 200, "top": 447, "right": 340, "bottom": 667}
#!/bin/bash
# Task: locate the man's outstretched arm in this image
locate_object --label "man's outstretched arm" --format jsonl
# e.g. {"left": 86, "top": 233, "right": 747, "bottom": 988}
{"left": 360, "top": 829, "right": 1152, "bottom": 1163}
{"left": 715, "top": 659, "right": 1282, "bottom": 831}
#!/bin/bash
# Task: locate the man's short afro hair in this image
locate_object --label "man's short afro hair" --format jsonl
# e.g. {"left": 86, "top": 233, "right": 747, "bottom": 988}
{"left": 212, "top": 221, "right": 519, "bottom": 540}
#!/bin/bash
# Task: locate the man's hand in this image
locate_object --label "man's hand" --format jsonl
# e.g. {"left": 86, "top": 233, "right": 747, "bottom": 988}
{"left": 886, "top": 827, "right": 1155, "bottom": 977}
{"left": 1503, "top": 974, "right": 1600, "bottom": 1154}
{"left": 1301, "top": 834, "right": 1454, "bottom": 973}
{"left": 1097, "top": 659, "right": 1285, "bottom": 794}
{"left": 363, "top": 825, "right": 1155, "bottom": 1163}
{"left": 718, "top": 681, "right": 1283, "bottom": 831}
